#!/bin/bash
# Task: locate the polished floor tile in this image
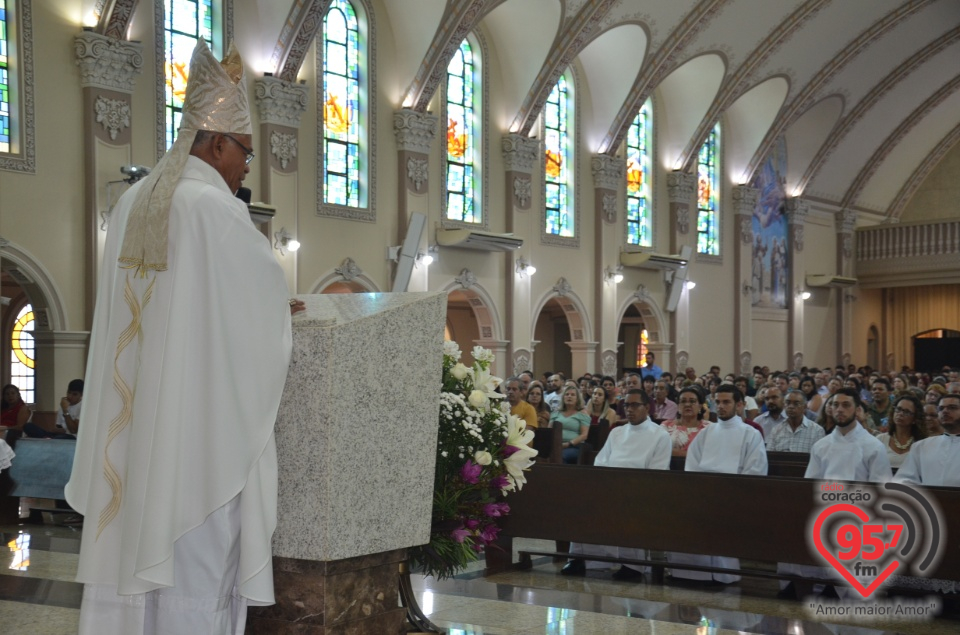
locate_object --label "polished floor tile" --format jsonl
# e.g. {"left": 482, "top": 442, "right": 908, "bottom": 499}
{"left": 0, "top": 522, "right": 957, "bottom": 634}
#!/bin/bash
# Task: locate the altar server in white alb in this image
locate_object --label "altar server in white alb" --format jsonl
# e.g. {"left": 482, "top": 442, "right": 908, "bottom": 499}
{"left": 561, "top": 388, "right": 671, "bottom": 580}
{"left": 65, "top": 41, "right": 300, "bottom": 635}
{"left": 894, "top": 393, "right": 960, "bottom": 487}
{"left": 805, "top": 388, "right": 892, "bottom": 483}
{"left": 669, "top": 384, "right": 767, "bottom": 583}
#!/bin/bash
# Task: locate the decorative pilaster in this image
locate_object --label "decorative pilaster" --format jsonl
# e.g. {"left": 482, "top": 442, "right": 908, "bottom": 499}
{"left": 836, "top": 209, "right": 858, "bottom": 366}
{"left": 253, "top": 76, "right": 310, "bottom": 294}
{"left": 75, "top": 32, "right": 143, "bottom": 94}
{"left": 731, "top": 185, "right": 758, "bottom": 374}
{"left": 591, "top": 154, "right": 626, "bottom": 371}
{"left": 786, "top": 197, "right": 810, "bottom": 368}
{"left": 666, "top": 172, "right": 697, "bottom": 236}
{"left": 392, "top": 110, "right": 438, "bottom": 292}
{"left": 667, "top": 171, "right": 697, "bottom": 374}
{"left": 75, "top": 30, "right": 144, "bottom": 330}
{"left": 502, "top": 133, "right": 541, "bottom": 367}
{"left": 566, "top": 341, "right": 599, "bottom": 378}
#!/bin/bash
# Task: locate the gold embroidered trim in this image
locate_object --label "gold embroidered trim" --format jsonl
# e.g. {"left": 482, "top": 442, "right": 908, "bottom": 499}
{"left": 97, "top": 273, "right": 155, "bottom": 538}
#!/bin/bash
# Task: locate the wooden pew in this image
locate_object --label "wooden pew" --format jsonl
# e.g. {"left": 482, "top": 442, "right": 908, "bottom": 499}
{"left": 485, "top": 464, "right": 960, "bottom": 585}
{"left": 532, "top": 422, "right": 562, "bottom": 464}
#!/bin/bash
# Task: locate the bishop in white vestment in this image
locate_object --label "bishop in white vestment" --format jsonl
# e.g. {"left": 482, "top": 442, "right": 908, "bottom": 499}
{"left": 65, "top": 41, "right": 294, "bottom": 635}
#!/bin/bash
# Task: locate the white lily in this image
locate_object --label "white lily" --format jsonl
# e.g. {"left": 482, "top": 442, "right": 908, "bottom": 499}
{"left": 472, "top": 367, "right": 503, "bottom": 400}
{"left": 443, "top": 340, "right": 462, "bottom": 360}
{"left": 472, "top": 346, "right": 495, "bottom": 364}
{"left": 502, "top": 414, "right": 537, "bottom": 491}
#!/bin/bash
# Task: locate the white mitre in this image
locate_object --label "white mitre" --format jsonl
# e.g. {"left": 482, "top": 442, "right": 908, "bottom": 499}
{"left": 118, "top": 40, "right": 252, "bottom": 274}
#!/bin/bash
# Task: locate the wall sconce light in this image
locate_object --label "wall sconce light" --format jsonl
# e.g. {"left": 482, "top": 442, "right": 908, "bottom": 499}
{"left": 274, "top": 227, "right": 300, "bottom": 255}
{"left": 685, "top": 280, "right": 696, "bottom": 290}
{"left": 516, "top": 257, "right": 536, "bottom": 278}
{"left": 800, "top": 290, "right": 812, "bottom": 301}
{"left": 604, "top": 265, "right": 624, "bottom": 285}
{"left": 742, "top": 281, "right": 754, "bottom": 297}
{"left": 416, "top": 246, "right": 438, "bottom": 268}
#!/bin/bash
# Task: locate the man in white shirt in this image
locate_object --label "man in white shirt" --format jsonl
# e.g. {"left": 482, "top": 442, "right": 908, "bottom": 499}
{"left": 562, "top": 389, "right": 671, "bottom": 581}
{"left": 767, "top": 389, "right": 824, "bottom": 452}
{"left": 544, "top": 374, "right": 563, "bottom": 412}
{"left": 894, "top": 393, "right": 960, "bottom": 487}
{"left": 754, "top": 387, "right": 787, "bottom": 439}
{"left": 56, "top": 379, "right": 84, "bottom": 437}
{"left": 670, "top": 385, "right": 767, "bottom": 583}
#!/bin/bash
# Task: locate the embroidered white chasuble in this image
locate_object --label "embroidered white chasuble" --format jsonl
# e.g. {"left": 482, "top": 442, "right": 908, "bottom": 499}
{"left": 66, "top": 157, "right": 292, "bottom": 603}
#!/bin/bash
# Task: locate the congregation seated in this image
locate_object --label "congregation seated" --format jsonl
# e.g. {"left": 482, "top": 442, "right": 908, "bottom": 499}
{"left": 524, "top": 382, "right": 552, "bottom": 430}
{"left": 23, "top": 379, "right": 83, "bottom": 440}
{"left": 549, "top": 386, "right": 589, "bottom": 464}
{"left": 660, "top": 386, "right": 710, "bottom": 457}
{"left": 582, "top": 385, "right": 617, "bottom": 428}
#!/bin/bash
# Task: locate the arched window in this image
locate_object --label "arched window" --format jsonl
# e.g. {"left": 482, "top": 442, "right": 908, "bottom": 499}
{"left": 544, "top": 73, "right": 573, "bottom": 238}
{"left": 163, "top": 0, "right": 218, "bottom": 149}
{"left": 0, "top": 0, "right": 34, "bottom": 172}
{"left": 0, "top": 0, "right": 10, "bottom": 153}
{"left": 626, "top": 99, "right": 652, "bottom": 246}
{"left": 445, "top": 38, "right": 480, "bottom": 224}
{"left": 10, "top": 303, "right": 34, "bottom": 403}
{"left": 322, "top": 0, "right": 361, "bottom": 208}
{"left": 697, "top": 123, "right": 720, "bottom": 255}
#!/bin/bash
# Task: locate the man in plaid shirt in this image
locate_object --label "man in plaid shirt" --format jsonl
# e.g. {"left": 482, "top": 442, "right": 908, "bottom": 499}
{"left": 766, "top": 389, "right": 825, "bottom": 452}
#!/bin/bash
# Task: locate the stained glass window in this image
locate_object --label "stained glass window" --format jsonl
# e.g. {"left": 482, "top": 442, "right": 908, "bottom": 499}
{"left": 544, "top": 75, "right": 572, "bottom": 237}
{"left": 164, "top": 0, "right": 214, "bottom": 149}
{"left": 697, "top": 123, "right": 720, "bottom": 255}
{"left": 323, "top": 0, "right": 361, "bottom": 208}
{"left": 0, "top": 0, "right": 10, "bottom": 153}
{"left": 626, "top": 99, "right": 652, "bottom": 246}
{"left": 445, "top": 39, "right": 478, "bottom": 223}
{"left": 10, "top": 304, "right": 34, "bottom": 404}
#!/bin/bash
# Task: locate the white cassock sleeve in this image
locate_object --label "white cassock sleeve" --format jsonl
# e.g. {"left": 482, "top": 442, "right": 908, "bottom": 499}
{"left": 593, "top": 434, "right": 614, "bottom": 467}
{"left": 740, "top": 428, "right": 768, "bottom": 475}
{"left": 892, "top": 450, "right": 921, "bottom": 485}
{"left": 649, "top": 433, "right": 672, "bottom": 471}
{"left": 866, "top": 446, "right": 893, "bottom": 483}
{"left": 685, "top": 428, "right": 704, "bottom": 471}
{"left": 804, "top": 440, "right": 824, "bottom": 479}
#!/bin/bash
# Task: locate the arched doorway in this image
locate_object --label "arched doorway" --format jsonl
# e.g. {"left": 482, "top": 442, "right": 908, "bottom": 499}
{"left": 531, "top": 280, "right": 593, "bottom": 378}
{"left": 440, "top": 274, "right": 505, "bottom": 375}
{"left": 534, "top": 298, "right": 572, "bottom": 378}
{"left": 309, "top": 258, "right": 381, "bottom": 294}
{"left": 321, "top": 280, "right": 368, "bottom": 294}
{"left": 615, "top": 290, "right": 669, "bottom": 375}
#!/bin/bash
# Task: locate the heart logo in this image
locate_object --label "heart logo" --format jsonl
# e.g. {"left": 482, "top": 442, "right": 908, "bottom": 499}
{"left": 812, "top": 503, "right": 902, "bottom": 598}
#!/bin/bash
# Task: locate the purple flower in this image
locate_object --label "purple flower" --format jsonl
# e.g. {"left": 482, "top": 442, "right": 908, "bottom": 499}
{"left": 451, "top": 527, "right": 471, "bottom": 543}
{"left": 479, "top": 524, "right": 501, "bottom": 544}
{"left": 502, "top": 444, "right": 520, "bottom": 458}
{"left": 489, "top": 474, "right": 510, "bottom": 491}
{"left": 483, "top": 502, "right": 510, "bottom": 518}
{"left": 460, "top": 460, "right": 482, "bottom": 484}
{"left": 465, "top": 519, "right": 480, "bottom": 530}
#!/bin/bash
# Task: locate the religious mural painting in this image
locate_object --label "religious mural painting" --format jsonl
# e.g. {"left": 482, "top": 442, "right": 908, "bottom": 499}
{"left": 750, "top": 137, "right": 788, "bottom": 308}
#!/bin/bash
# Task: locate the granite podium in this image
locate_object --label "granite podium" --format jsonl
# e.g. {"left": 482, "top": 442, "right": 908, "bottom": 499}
{"left": 247, "top": 292, "right": 447, "bottom": 634}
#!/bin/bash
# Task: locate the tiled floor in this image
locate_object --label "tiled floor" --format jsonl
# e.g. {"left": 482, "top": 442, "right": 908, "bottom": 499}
{"left": 0, "top": 521, "right": 956, "bottom": 634}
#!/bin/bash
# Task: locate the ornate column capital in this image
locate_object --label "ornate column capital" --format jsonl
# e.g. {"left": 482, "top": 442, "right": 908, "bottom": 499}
{"left": 255, "top": 76, "right": 309, "bottom": 128}
{"left": 666, "top": 171, "right": 697, "bottom": 204}
{"left": 731, "top": 185, "right": 759, "bottom": 217}
{"left": 74, "top": 31, "right": 143, "bottom": 93}
{"left": 334, "top": 257, "right": 363, "bottom": 281}
{"left": 590, "top": 154, "right": 625, "bottom": 190}
{"left": 393, "top": 109, "right": 438, "bottom": 154}
{"left": 501, "top": 133, "right": 540, "bottom": 173}
{"left": 785, "top": 197, "right": 809, "bottom": 225}
{"left": 836, "top": 209, "right": 857, "bottom": 233}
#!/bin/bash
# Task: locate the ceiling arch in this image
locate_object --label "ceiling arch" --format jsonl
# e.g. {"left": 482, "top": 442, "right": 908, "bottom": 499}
{"left": 576, "top": 23, "right": 647, "bottom": 153}
{"left": 723, "top": 76, "right": 789, "bottom": 184}
{"left": 888, "top": 123, "right": 960, "bottom": 219}
{"left": 782, "top": 95, "right": 844, "bottom": 195}
{"left": 656, "top": 53, "right": 725, "bottom": 170}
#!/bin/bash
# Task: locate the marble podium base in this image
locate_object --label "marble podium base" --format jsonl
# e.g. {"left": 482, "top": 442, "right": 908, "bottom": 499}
{"left": 247, "top": 548, "right": 407, "bottom": 634}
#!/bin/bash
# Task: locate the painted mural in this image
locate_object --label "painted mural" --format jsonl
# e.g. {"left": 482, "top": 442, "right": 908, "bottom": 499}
{"left": 750, "top": 138, "right": 788, "bottom": 308}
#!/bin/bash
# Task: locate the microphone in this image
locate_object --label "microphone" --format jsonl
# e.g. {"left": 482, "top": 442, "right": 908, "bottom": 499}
{"left": 236, "top": 187, "right": 252, "bottom": 204}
